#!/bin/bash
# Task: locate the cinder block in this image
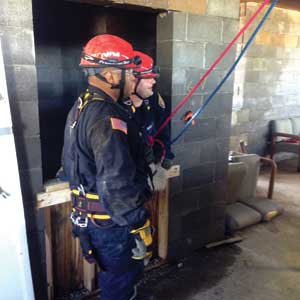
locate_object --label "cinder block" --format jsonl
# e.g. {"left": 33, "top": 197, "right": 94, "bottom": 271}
{"left": 171, "top": 94, "right": 202, "bottom": 120}
{"left": 187, "top": 15, "right": 222, "bottom": 43}
{"left": 181, "top": 142, "right": 202, "bottom": 169}
{"left": 185, "top": 68, "right": 220, "bottom": 95}
{"left": 215, "top": 161, "right": 228, "bottom": 181}
{"left": 167, "top": 215, "right": 182, "bottom": 242}
{"left": 237, "top": 109, "right": 250, "bottom": 123}
{"left": 5, "top": 65, "right": 38, "bottom": 103}
{"left": 202, "top": 93, "right": 233, "bottom": 118}
{"left": 184, "top": 117, "right": 217, "bottom": 142}
{"left": 216, "top": 114, "right": 232, "bottom": 138}
{"left": 157, "top": 12, "right": 174, "bottom": 41}
{"left": 171, "top": 120, "right": 185, "bottom": 145}
{"left": 219, "top": 72, "right": 234, "bottom": 94}
{"left": 182, "top": 208, "right": 213, "bottom": 233}
{"left": 169, "top": 174, "right": 183, "bottom": 196}
{"left": 171, "top": 189, "right": 200, "bottom": 215}
{"left": 182, "top": 163, "right": 215, "bottom": 189}
{"left": 157, "top": 41, "right": 173, "bottom": 67}
{"left": 168, "top": 0, "right": 206, "bottom": 15}
{"left": 10, "top": 101, "right": 40, "bottom": 137}
{"left": 171, "top": 67, "right": 187, "bottom": 96}
{"left": 158, "top": 12, "right": 187, "bottom": 41}
{"left": 254, "top": 32, "right": 299, "bottom": 48}
{"left": 222, "top": 18, "right": 240, "bottom": 43}
{"left": 205, "top": 43, "right": 237, "bottom": 70}
{"left": 0, "top": 0, "right": 33, "bottom": 29}
{"left": 23, "top": 201, "right": 45, "bottom": 232}
{"left": 19, "top": 168, "right": 43, "bottom": 204}
{"left": 216, "top": 138, "right": 229, "bottom": 162}
{"left": 243, "top": 44, "right": 284, "bottom": 59}
{"left": 173, "top": 12, "right": 187, "bottom": 40}
{"left": 157, "top": 67, "right": 172, "bottom": 96}
{"left": 199, "top": 138, "right": 217, "bottom": 164}
{"left": 1, "top": 27, "right": 35, "bottom": 66}
{"left": 14, "top": 135, "right": 42, "bottom": 170}
{"left": 207, "top": 0, "right": 240, "bottom": 19}
{"left": 173, "top": 41, "right": 205, "bottom": 68}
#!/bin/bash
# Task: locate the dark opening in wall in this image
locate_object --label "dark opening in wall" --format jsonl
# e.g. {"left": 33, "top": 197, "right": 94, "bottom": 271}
{"left": 33, "top": 0, "right": 157, "bottom": 180}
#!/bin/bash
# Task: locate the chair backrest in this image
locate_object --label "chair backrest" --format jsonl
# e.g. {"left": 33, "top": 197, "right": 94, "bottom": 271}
{"left": 291, "top": 117, "right": 300, "bottom": 136}
{"left": 227, "top": 162, "right": 247, "bottom": 204}
{"left": 231, "top": 153, "right": 260, "bottom": 200}
{"left": 271, "top": 119, "right": 293, "bottom": 141}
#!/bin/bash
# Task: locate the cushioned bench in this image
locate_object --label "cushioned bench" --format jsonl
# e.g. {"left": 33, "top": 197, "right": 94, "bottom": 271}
{"left": 226, "top": 153, "right": 283, "bottom": 233}
{"left": 270, "top": 117, "right": 300, "bottom": 171}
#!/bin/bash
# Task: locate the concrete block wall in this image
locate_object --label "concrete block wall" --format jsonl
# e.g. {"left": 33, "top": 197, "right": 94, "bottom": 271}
{"left": 0, "top": 1, "right": 46, "bottom": 299}
{"left": 231, "top": 3, "right": 300, "bottom": 154}
{"left": 157, "top": 0, "right": 239, "bottom": 257}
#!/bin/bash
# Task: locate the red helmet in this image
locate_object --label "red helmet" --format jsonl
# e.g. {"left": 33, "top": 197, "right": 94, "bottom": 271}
{"left": 133, "top": 51, "right": 159, "bottom": 79}
{"left": 80, "top": 34, "right": 141, "bottom": 69}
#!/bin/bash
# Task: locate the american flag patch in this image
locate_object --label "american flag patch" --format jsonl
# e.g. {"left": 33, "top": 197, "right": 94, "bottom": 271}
{"left": 110, "top": 118, "right": 127, "bottom": 135}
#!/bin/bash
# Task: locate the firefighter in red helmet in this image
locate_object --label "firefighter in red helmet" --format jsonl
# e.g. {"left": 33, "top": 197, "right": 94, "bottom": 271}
{"left": 129, "top": 51, "right": 174, "bottom": 170}
{"left": 60, "top": 34, "right": 153, "bottom": 300}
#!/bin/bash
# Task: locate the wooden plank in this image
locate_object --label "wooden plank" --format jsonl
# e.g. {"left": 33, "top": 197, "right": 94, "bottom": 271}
{"left": 157, "top": 165, "right": 180, "bottom": 259}
{"left": 158, "top": 179, "right": 169, "bottom": 260}
{"left": 44, "top": 180, "right": 69, "bottom": 193}
{"left": 205, "top": 236, "right": 243, "bottom": 249}
{"left": 37, "top": 188, "right": 71, "bottom": 208}
{"left": 52, "top": 202, "right": 83, "bottom": 296}
{"left": 44, "top": 207, "right": 54, "bottom": 300}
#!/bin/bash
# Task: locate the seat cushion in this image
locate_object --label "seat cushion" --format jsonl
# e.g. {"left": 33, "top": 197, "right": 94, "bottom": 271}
{"left": 231, "top": 154, "right": 260, "bottom": 199}
{"left": 227, "top": 162, "right": 247, "bottom": 204}
{"left": 239, "top": 197, "right": 284, "bottom": 221}
{"left": 226, "top": 202, "right": 262, "bottom": 232}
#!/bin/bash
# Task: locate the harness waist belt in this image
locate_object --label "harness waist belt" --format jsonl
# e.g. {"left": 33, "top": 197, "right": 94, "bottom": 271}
{"left": 71, "top": 189, "right": 111, "bottom": 220}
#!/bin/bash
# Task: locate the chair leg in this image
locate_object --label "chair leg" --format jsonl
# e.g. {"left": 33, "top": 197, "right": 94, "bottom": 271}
{"left": 297, "top": 144, "right": 300, "bottom": 172}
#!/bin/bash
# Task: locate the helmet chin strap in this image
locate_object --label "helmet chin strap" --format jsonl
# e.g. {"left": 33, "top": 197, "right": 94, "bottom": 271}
{"left": 95, "top": 69, "right": 126, "bottom": 103}
{"left": 133, "top": 78, "right": 145, "bottom": 100}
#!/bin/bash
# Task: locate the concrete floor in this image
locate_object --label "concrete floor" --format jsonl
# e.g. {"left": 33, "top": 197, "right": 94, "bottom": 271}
{"left": 144, "top": 158, "right": 300, "bottom": 300}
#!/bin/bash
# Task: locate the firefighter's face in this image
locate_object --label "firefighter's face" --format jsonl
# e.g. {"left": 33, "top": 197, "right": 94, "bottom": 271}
{"left": 136, "top": 78, "right": 156, "bottom": 99}
{"left": 123, "top": 69, "right": 136, "bottom": 97}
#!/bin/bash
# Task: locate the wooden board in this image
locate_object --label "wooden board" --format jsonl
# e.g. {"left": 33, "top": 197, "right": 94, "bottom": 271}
{"left": 37, "top": 188, "right": 71, "bottom": 209}
{"left": 51, "top": 202, "right": 83, "bottom": 296}
{"left": 44, "top": 207, "right": 54, "bottom": 300}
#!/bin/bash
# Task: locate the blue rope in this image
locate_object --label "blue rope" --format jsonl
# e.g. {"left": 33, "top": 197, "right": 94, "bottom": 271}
{"left": 171, "top": 0, "right": 279, "bottom": 145}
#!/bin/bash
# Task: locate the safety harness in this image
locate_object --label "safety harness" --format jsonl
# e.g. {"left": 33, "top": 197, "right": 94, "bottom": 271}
{"left": 70, "top": 90, "right": 113, "bottom": 225}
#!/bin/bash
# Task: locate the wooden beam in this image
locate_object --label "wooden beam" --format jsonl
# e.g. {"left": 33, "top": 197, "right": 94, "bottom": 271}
{"left": 44, "top": 208, "right": 54, "bottom": 300}
{"left": 37, "top": 188, "right": 71, "bottom": 208}
{"left": 158, "top": 165, "right": 180, "bottom": 259}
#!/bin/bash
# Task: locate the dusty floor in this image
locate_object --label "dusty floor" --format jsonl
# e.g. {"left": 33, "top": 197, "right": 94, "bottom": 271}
{"left": 143, "top": 158, "right": 300, "bottom": 300}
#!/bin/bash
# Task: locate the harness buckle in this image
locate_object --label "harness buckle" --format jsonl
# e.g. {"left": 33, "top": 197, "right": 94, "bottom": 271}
{"left": 78, "top": 184, "right": 86, "bottom": 196}
{"left": 77, "top": 96, "right": 83, "bottom": 110}
{"left": 70, "top": 211, "right": 88, "bottom": 228}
